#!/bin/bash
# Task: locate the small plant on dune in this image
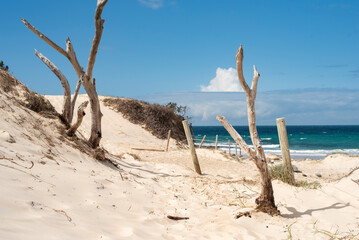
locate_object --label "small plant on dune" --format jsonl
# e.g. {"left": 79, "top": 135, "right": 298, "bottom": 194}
{"left": 270, "top": 164, "right": 320, "bottom": 189}
{"left": 166, "top": 102, "right": 191, "bottom": 121}
{"left": 0, "top": 60, "right": 9, "bottom": 72}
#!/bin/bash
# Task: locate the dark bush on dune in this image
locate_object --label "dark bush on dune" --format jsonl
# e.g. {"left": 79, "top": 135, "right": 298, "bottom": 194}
{"left": 103, "top": 98, "right": 186, "bottom": 142}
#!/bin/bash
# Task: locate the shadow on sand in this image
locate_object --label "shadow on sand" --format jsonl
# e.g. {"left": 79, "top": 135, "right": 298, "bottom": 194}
{"left": 282, "top": 202, "right": 350, "bottom": 218}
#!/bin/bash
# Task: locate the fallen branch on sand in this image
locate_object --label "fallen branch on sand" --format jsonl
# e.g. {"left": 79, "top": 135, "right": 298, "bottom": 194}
{"left": 167, "top": 215, "right": 189, "bottom": 221}
{"left": 131, "top": 148, "right": 165, "bottom": 152}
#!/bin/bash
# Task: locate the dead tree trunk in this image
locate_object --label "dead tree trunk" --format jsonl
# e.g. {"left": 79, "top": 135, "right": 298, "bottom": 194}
{"left": 22, "top": 0, "right": 108, "bottom": 148}
{"left": 217, "top": 45, "right": 279, "bottom": 216}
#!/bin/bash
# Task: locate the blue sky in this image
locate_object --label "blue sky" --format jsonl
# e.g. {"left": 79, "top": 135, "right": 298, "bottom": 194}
{"left": 1, "top": 0, "right": 358, "bottom": 125}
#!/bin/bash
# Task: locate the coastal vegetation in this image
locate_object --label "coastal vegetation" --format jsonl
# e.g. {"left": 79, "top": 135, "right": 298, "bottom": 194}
{"left": 0, "top": 60, "right": 9, "bottom": 72}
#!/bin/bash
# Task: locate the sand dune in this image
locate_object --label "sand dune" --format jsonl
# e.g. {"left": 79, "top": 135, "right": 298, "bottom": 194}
{"left": 1, "top": 93, "right": 358, "bottom": 239}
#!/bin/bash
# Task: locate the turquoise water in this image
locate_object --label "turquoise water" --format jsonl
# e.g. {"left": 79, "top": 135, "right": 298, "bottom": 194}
{"left": 192, "top": 125, "right": 359, "bottom": 159}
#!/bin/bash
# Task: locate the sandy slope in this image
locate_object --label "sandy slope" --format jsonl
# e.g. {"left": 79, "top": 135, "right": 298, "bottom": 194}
{"left": 0, "top": 94, "right": 358, "bottom": 239}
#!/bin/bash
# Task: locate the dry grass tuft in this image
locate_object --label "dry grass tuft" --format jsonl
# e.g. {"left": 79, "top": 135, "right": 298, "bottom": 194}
{"left": 0, "top": 69, "right": 21, "bottom": 93}
{"left": 270, "top": 164, "right": 321, "bottom": 189}
{"left": 0, "top": 69, "right": 57, "bottom": 117}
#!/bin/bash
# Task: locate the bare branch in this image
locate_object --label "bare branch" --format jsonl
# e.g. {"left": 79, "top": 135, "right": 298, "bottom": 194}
{"left": 21, "top": 19, "right": 84, "bottom": 79}
{"left": 65, "top": 38, "right": 83, "bottom": 77}
{"left": 67, "top": 101, "right": 89, "bottom": 136}
{"left": 86, "top": 0, "right": 108, "bottom": 80}
{"left": 34, "top": 50, "right": 71, "bottom": 123}
{"left": 251, "top": 65, "right": 260, "bottom": 99}
{"left": 216, "top": 115, "right": 256, "bottom": 159}
{"left": 236, "top": 45, "right": 251, "bottom": 94}
{"left": 21, "top": 19, "right": 67, "bottom": 57}
{"left": 70, "top": 78, "right": 82, "bottom": 123}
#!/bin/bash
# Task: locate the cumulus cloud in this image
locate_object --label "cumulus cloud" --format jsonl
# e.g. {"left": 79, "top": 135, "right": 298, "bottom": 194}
{"left": 139, "top": 0, "right": 163, "bottom": 9}
{"left": 201, "top": 67, "right": 242, "bottom": 92}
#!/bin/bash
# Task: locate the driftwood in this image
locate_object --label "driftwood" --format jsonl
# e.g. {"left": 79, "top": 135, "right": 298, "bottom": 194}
{"left": 131, "top": 148, "right": 165, "bottom": 152}
{"left": 67, "top": 101, "right": 89, "bottom": 136}
{"left": 167, "top": 215, "right": 189, "bottom": 221}
{"left": 216, "top": 45, "right": 279, "bottom": 216}
{"left": 22, "top": 0, "right": 108, "bottom": 148}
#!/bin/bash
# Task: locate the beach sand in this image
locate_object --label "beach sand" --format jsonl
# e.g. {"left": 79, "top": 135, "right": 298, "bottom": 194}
{"left": 0, "top": 94, "right": 358, "bottom": 239}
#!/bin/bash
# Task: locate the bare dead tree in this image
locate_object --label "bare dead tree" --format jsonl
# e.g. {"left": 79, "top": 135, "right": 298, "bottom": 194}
{"left": 22, "top": 0, "right": 108, "bottom": 148}
{"left": 216, "top": 45, "right": 280, "bottom": 215}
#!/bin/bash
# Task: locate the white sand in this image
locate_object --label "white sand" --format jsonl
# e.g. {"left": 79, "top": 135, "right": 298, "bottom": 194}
{"left": 0, "top": 94, "right": 358, "bottom": 239}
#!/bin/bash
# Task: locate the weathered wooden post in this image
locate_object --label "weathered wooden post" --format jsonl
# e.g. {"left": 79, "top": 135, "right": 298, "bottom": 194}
{"left": 276, "top": 117, "right": 295, "bottom": 184}
{"left": 228, "top": 140, "right": 231, "bottom": 155}
{"left": 235, "top": 143, "right": 238, "bottom": 156}
{"left": 182, "top": 120, "right": 202, "bottom": 174}
{"left": 215, "top": 135, "right": 218, "bottom": 150}
{"left": 199, "top": 135, "right": 206, "bottom": 148}
{"left": 165, "top": 130, "right": 171, "bottom": 152}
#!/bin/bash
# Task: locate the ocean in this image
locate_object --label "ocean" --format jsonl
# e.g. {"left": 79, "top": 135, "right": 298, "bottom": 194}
{"left": 192, "top": 125, "right": 359, "bottom": 159}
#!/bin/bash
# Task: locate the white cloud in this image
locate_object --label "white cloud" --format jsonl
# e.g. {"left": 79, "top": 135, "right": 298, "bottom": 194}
{"left": 201, "top": 67, "right": 242, "bottom": 92}
{"left": 139, "top": 0, "right": 163, "bottom": 9}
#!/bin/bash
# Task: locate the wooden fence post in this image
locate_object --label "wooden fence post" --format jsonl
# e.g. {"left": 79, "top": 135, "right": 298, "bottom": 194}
{"left": 165, "top": 130, "right": 171, "bottom": 152}
{"left": 215, "top": 135, "right": 218, "bottom": 150}
{"left": 276, "top": 117, "right": 295, "bottom": 184}
{"left": 199, "top": 135, "right": 206, "bottom": 148}
{"left": 182, "top": 120, "right": 202, "bottom": 174}
{"left": 235, "top": 143, "right": 238, "bottom": 156}
{"left": 228, "top": 140, "right": 231, "bottom": 155}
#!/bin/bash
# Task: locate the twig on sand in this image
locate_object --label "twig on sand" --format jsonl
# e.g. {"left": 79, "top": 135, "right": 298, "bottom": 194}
{"left": 0, "top": 163, "right": 54, "bottom": 186}
{"left": 287, "top": 221, "right": 297, "bottom": 240}
{"left": 167, "top": 215, "right": 189, "bottom": 221}
{"left": 235, "top": 211, "right": 251, "bottom": 219}
{"left": 53, "top": 209, "right": 72, "bottom": 222}
{"left": 131, "top": 148, "right": 164, "bottom": 152}
{"left": 0, "top": 157, "right": 34, "bottom": 169}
